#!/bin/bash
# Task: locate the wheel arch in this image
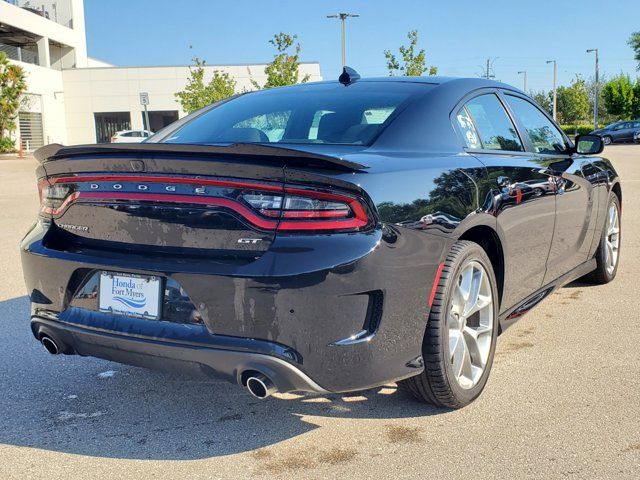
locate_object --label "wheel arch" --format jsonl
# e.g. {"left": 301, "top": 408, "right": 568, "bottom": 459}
{"left": 458, "top": 224, "right": 505, "bottom": 312}
{"left": 611, "top": 181, "right": 622, "bottom": 205}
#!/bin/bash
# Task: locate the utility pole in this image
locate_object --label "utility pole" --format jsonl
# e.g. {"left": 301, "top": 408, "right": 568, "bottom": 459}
{"left": 483, "top": 58, "right": 496, "bottom": 80}
{"left": 587, "top": 48, "right": 599, "bottom": 130}
{"left": 326, "top": 12, "right": 359, "bottom": 67}
{"left": 546, "top": 60, "right": 557, "bottom": 121}
{"left": 517, "top": 70, "right": 527, "bottom": 92}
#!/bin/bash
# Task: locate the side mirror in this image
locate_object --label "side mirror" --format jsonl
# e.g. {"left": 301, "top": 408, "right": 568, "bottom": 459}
{"left": 574, "top": 134, "right": 604, "bottom": 155}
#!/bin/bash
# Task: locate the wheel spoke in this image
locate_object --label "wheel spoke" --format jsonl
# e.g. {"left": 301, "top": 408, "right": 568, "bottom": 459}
{"left": 464, "top": 325, "right": 491, "bottom": 368}
{"left": 460, "top": 340, "right": 473, "bottom": 382}
{"left": 463, "top": 267, "right": 483, "bottom": 317}
{"left": 448, "top": 259, "right": 495, "bottom": 390}
{"left": 459, "top": 266, "right": 473, "bottom": 303}
{"left": 465, "top": 293, "right": 492, "bottom": 318}
{"left": 449, "top": 330, "right": 462, "bottom": 363}
{"left": 452, "top": 334, "right": 467, "bottom": 378}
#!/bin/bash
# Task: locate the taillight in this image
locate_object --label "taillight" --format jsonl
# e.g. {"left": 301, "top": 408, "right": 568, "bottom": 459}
{"left": 38, "top": 180, "right": 75, "bottom": 216}
{"left": 37, "top": 174, "right": 372, "bottom": 233}
{"left": 240, "top": 187, "right": 370, "bottom": 232}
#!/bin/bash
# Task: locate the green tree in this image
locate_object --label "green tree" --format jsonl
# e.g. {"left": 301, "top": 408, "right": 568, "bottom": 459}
{"left": 0, "top": 51, "right": 28, "bottom": 151}
{"left": 629, "top": 31, "right": 640, "bottom": 70}
{"left": 530, "top": 90, "right": 552, "bottom": 116}
{"left": 384, "top": 30, "right": 437, "bottom": 77}
{"left": 556, "top": 76, "right": 590, "bottom": 128}
{"left": 252, "top": 33, "right": 310, "bottom": 89}
{"left": 602, "top": 74, "right": 636, "bottom": 119}
{"left": 175, "top": 57, "right": 236, "bottom": 114}
{"left": 633, "top": 78, "right": 640, "bottom": 118}
{"left": 586, "top": 74, "right": 614, "bottom": 125}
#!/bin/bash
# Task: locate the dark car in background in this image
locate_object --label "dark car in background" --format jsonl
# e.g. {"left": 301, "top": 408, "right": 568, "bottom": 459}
{"left": 22, "top": 74, "right": 621, "bottom": 408}
{"left": 592, "top": 120, "right": 640, "bottom": 144}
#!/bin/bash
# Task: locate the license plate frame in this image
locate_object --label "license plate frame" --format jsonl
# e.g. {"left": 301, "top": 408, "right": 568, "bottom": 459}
{"left": 98, "top": 271, "right": 162, "bottom": 320}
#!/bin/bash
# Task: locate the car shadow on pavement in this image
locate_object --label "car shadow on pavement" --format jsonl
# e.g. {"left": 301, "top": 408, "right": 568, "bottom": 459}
{"left": 0, "top": 296, "right": 445, "bottom": 460}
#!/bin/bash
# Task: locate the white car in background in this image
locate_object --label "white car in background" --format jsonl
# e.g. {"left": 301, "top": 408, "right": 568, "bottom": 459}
{"left": 110, "top": 130, "right": 153, "bottom": 143}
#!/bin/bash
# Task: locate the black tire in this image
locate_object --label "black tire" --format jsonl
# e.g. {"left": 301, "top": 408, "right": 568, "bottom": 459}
{"left": 602, "top": 135, "right": 612, "bottom": 145}
{"left": 583, "top": 192, "right": 621, "bottom": 284}
{"left": 399, "top": 240, "right": 499, "bottom": 408}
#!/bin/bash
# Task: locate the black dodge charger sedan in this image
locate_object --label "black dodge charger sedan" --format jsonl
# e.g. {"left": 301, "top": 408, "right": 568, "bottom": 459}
{"left": 21, "top": 72, "right": 621, "bottom": 408}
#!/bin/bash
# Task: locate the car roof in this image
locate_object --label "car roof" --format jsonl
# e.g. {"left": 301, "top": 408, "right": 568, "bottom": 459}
{"left": 260, "top": 75, "right": 524, "bottom": 100}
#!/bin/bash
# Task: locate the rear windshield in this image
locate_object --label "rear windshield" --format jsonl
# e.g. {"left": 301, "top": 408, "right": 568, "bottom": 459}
{"left": 161, "top": 81, "right": 430, "bottom": 146}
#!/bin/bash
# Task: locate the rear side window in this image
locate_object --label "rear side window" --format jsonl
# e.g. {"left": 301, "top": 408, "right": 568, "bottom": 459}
{"left": 505, "top": 95, "right": 567, "bottom": 155}
{"left": 463, "top": 94, "right": 522, "bottom": 151}
{"left": 455, "top": 106, "right": 481, "bottom": 149}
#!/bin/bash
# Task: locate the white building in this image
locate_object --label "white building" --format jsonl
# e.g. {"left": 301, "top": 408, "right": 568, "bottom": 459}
{"left": 0, "top": 0, "right": 322, "bottom": 148}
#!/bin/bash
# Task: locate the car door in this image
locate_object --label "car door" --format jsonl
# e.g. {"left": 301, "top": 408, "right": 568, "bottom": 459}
{"left": 500, "top": 92, "right": 597, "bottom": 284}
{"left": 612, "top": 122, "right": 630, "bottom": 142}
{"left": 455, "top": 91, "right": 556, "bottom": 311}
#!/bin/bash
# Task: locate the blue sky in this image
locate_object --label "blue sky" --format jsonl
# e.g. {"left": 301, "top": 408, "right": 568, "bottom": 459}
{"left": 85, "top": 0, "right": 639, "bottom": 92}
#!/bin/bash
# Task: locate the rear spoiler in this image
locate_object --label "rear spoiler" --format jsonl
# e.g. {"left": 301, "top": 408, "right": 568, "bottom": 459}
{"left": 34, "top": 143, "right": 367, "bottom": 171}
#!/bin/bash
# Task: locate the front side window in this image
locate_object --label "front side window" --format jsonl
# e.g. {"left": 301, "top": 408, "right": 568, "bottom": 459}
{"left": 463, "top": 94, "right": 522, "bottom": 151}
{"left": 505, "top": 95, "right": 567, "bottom": 155}
{"left": 161, "top": 82, "right": 431, "bottom": 146}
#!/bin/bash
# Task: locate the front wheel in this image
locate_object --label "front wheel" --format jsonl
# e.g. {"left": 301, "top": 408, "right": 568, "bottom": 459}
{"left": 399, "top": 240, "right": 499, "bottom": 409}
{"left": 602, "top": 135, "right": 612, "bottom": 145}
{"left": 584, "top": 192, "right": 621, "bottom": 284}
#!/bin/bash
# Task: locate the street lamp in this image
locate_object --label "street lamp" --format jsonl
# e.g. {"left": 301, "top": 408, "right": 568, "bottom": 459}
{"left": 517, "top": 70, "right": 527, "bottom": 92}
{"left": 546, "top": 60, "right": 557, "bottom": 121}
{"left": 326, "top": 12, "right": 359, "bottom": 67}
{"left": 587, "top": 48, "right": 599, "bottom": 130}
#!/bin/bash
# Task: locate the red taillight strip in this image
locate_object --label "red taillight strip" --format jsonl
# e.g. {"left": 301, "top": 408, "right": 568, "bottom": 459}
{"left": 49, "top": 174, "right": 284, "bottom": 193}
{"left": 60, "top": 192, "right": 278, "bottom": 229}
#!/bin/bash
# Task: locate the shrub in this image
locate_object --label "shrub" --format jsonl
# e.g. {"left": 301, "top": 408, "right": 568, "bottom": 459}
{"left": 560, "top": 124, "right": 599, "bottom": 136}
{"left": 0, "top": 136, "right": 16, "bottom": 153}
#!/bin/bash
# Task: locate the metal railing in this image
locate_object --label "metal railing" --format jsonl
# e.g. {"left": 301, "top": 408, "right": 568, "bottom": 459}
{"left": 3, "top": 0, "right": 73, "bottom": 29}
{"left": 0, "top": 42, "right": 39, "bottom": 65}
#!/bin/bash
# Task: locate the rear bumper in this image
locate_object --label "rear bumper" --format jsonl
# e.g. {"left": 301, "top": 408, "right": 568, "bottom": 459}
{"left": 21, "top": 221, "right": 450, "bottom": 393}
{"left": 31, "top": 316, "right": 327, "bottom": 393}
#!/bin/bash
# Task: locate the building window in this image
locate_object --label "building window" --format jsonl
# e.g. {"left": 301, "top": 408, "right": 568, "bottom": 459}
{"left": 94, "top": 112, "right": 131, "bottom": 143}
{"left": 141, "top": 110, "right": 179, "bottom": 133}
{"left": 18, "top": 111, "right": 44, "bottom": 151}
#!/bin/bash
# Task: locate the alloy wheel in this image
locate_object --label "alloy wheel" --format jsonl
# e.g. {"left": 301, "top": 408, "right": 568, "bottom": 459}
{"left": 604, "top": 203, "right": 620, "bottom": 275}
{"left": 448, "top": 260, "right": 494, "bottom": 390}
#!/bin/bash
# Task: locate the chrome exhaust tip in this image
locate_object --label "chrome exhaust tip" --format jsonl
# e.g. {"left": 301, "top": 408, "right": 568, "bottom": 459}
{"left": 40, "top": 335, "right": 60, "bottom": 355}
{"left": 246, "top": 373, "right": 277, "bottom": 399}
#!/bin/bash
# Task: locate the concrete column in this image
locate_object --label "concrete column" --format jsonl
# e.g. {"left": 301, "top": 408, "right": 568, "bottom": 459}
{"left": 36, "top": 36, "right": 50, "bottom": 68}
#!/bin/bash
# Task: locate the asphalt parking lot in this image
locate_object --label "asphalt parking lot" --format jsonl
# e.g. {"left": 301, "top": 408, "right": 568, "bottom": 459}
{"left": 0, "top": 146, "right": 638, "bottom": 479}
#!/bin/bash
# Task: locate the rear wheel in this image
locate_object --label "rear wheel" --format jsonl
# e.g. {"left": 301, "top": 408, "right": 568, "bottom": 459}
{"left": 400, "top": 240, "right": 498, "bottom": 408}
{"left": 584, "top": 192, "right": 621, "bottom": 284}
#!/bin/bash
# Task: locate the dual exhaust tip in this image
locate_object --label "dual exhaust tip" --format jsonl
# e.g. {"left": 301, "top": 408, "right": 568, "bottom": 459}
{"left": 39, "top": 331, "right": 279, "bottom": 399}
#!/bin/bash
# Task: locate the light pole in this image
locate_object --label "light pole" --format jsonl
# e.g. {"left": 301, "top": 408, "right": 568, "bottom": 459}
{"left": 587, "top": 48, "right": 599, "bottom": 130}
{"left": 546, "top": 60, "right": 557, "bottom": 121}
{"left": 517, "top": 70, "right": 527, "bottom": 92}
{"left": 327, "top": 12, "right": 359, "bottom": 67}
